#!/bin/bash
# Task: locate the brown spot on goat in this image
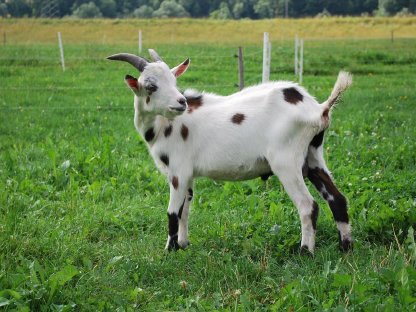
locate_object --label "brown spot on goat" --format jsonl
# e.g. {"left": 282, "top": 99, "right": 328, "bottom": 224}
{"left": 160, "top": 154, "right": 169, "bottom": 166}
{"left": 181, "top": 124, "right": 189, "bottom": 140}
{"left": 164, "top": 124, "right": 173, "bottom": 137}
{"left": 231, "top": 113, "right": 245, "bottom": 124}
{"left": 144, "top": 128, "right": 155, "bottom": 142}
{"left": 172, "top": 176, "right": 179, "bottom": 190}
{"left": 283, "top": 87, "right": 303, "bottom": 104}
{"left": 310, "top": 131, "right": 325, "bottom": 148}
{"left": 187, "top": 96, "right": 203, "bottom": 113}
{"left": 311, "top": 201, "right": 319, "bottom": 230}
{"left": 307, "top": 168, "right": 349, "bottom": 223}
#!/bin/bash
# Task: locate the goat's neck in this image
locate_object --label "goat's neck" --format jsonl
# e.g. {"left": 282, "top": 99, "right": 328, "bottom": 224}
{"left": 134, "top": 96, "right": 167, "bottom": 143}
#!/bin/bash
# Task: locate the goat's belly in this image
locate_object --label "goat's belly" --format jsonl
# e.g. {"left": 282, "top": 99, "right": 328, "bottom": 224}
{"left": 195, "top": 160, "right": 272, "bottom": 181}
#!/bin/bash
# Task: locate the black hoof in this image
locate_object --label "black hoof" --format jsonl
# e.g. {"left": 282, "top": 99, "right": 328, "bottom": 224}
{"left": 339, "top": 239, "right": 353, "bottom": 252}
{"left": 299, "top": 245, "right": 314, "bottom": 256}
{"left": 167, "top": 235, "right": 180, "bottom": 252}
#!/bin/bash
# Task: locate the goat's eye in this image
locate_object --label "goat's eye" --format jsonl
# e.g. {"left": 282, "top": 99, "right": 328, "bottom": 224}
{"left": 145, "top": 84, "right": 158, "bottom": 93}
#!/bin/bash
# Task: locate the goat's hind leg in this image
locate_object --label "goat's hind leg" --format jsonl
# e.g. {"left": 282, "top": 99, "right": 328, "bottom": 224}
{"left": 306, "top": 145, "right": 353, "bottom": 251}
{"left": 270, "top": 158, "right": 320, "bottom": 254}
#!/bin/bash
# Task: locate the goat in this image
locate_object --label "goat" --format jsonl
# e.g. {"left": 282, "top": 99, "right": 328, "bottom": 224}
{"left": 107, "top": 49, "right": 353, "bottom": 254}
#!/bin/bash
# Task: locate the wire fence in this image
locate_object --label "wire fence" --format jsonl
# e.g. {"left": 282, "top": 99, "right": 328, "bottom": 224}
{"left": 0, "top": 32, "right": 332, "bottom": 113}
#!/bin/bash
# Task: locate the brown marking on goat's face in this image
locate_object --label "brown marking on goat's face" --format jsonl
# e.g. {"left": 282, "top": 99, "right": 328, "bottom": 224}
{"left": 181, "top": 124, "right": 189, "bottom": 140}
{"left": 164, "top": 124, "right": 173, "bottom": 137}
{"left": 172, "top": 176, "right": 179, "bottom": 190}
{"left": 187, "top": 96, "right": 203, "bottom": 113}
{"left": 231, "top": 113, "right": 245, "bottom": 124}
{"left": 283, "top": 87, "right": 303, "bottom": 104}
{"left": 144, "top": 128, "right": 155, "bottom": 142}
{"left": 146, "top": 96, "right": 150, "bottom": 104}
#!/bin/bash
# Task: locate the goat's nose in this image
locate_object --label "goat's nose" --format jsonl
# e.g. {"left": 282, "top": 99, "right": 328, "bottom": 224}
{"left": 177, "top": 98, "right": 187, "bottom": 106}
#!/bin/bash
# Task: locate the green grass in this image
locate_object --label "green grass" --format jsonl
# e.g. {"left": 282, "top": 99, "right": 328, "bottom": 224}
{"left": 0, "top": 38, "right": 415, "bottom": 311}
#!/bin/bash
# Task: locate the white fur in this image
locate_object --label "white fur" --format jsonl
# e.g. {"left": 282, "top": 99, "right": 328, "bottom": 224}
{"left": 116, "top": 53, "right": 352, "bottom": 253}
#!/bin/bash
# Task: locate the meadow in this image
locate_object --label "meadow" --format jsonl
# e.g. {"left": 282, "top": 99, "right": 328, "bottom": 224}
{"left": 0, "top": 18, "right": 416, "bottom": 311}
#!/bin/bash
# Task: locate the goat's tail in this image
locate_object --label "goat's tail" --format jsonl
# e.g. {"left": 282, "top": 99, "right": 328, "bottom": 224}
{"left": 322, "top": 71, "right": 353, "bottom": 111}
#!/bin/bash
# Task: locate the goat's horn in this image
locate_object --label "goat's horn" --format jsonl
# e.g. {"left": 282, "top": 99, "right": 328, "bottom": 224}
{"left": 148, "top": 49, "right": 163, "bottom": 62}
{"left": 107, "top": 53, "right": 148, "bottom": 72}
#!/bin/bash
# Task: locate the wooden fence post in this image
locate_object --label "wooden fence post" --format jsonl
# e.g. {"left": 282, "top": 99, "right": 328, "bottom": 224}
{"left": 299, "top": 39, "right": 304, "bottom": 84}
{"left": 262, "top": 32, "right": 270, "bottom": 83}
{"left": 138, "top": 30, "right": 142, "bottom": 53}
{"left": 294, "top": 35, "right": 299, "bottom": 75}
{"left": 237, "top": 47, "right": 244, "bottom": 90}
{"left": 57, "top": 32, "right": 65, "bottom": 71}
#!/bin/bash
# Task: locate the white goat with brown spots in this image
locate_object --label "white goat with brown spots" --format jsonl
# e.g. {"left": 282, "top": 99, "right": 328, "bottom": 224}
{"left": 107, "top": 49, "right": 353, "bottom": 254}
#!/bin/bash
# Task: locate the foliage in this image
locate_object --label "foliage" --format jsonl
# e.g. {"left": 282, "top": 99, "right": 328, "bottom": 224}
{"left": 1, "top": 0, "right": 415, "bottom": 18}
{"left": 99, "top": 0, "right": 117, "bottom": 18}
{"left": 72, "top": 2, "right": 102, "bottom": 18}
{"left": 210, "top": 2, "right": 233, "bottom": 19}
{"left": 0, "top": 19, "right": 416, "bottom": 310}
{"left": 152, "top": 0, "right": 189, "bottom": 18}
{"left": 133, "top": 5, "right": 154, "bottom": 18}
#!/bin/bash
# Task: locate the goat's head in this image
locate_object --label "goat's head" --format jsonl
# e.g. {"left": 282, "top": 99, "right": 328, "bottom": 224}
{"left": 107, "top": 49, "right": 189, "bottom": 116}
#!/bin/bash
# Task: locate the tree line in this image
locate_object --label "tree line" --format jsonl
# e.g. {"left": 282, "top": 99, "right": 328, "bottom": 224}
{"left": 1, "top": 0, "right": 415, "bottom": 19}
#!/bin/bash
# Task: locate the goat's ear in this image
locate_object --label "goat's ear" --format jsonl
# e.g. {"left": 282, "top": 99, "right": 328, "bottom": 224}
{"left": 124, "top": 74, "right": 141, "bottom": 94}
{"left": 171, "top": 58, "right": 190, "bottom": 78}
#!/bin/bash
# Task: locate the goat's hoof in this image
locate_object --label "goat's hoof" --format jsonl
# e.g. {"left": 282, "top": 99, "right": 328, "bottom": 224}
{"left": 339, "top": 239, "right": 353, "bottom": 252}
{"left": 166, "top": 235, "right": 180, "bottom": 252}
{"left": 178, "top": 240, "right": 190, "bottom": 249}
{"left": 299, "top": 245, "right": 314, "bottom": 256}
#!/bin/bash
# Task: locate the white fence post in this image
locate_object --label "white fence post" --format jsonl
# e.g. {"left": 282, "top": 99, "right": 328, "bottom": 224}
{"left": 138, "top": 30, "right": 142, "bottom": 54}
{"left": 57, "top": 32, "right": 65, "bottom": 72}
{"left": 262, "top": 32, "right": 270, "bottom": 83}
{"left": 299, "top": 39, "right": 304, "bottom": 84}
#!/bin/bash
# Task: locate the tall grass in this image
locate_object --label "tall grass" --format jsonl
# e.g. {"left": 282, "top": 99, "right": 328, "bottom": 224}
{"left": 1, "top": 17, "right": 416, "bottom": 45}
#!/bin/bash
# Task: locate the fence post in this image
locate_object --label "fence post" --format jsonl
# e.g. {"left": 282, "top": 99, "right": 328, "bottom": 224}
{"left": 262, "top": 32, "right": 270, "bottom": 83}
{"left": 299, "top": 39, "right": 304, "bottom": 84}
{"left": 57, "top": 32, "right": 65, "bottom": 72}
{"left": 294, "top": 35, "right": 299, "bottom": 75}
{"left": 3, "top": 32, "right": 5, "bottom": 45}
{"left": 138, "top": 30, "right": 142, "bottom": 53}
{"left": 237, "top": 47, "right": 244, "bottom": 90}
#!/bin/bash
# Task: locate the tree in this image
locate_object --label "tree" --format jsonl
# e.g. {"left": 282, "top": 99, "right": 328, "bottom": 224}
{"left": 0, "top": 2, "right": 8, "bottom": 17}
{"left": 232, "top": 1, "right": 245, "bottom": 18}
{"left": 210, "top": 2, "right": 232, "bottom": 19}
{"left": 5, "top": 0, "right": 32, "bottom": 17}
{"left": 99, "top": 0, "right": 117, "bottom": 17}
{"left": 254, "top": 0, "right": 278, "bottom": 18}
{"left": 152, "top": 0, "right": 189, "bottom": 17}
{"left": 133, "top": 5, "right": 154, "bottom": 17}
{"left": 73, "top": 2, "right": 102, "bottom": 18}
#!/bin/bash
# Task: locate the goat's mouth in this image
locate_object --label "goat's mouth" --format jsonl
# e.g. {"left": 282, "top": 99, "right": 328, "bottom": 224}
{"left": 168, "top": 105, "right": 187, "bottom": 112}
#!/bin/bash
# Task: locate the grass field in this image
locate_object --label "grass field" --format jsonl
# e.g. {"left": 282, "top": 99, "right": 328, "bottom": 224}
{"left": 1, "top": 18, "right": 416, "bottom": 311}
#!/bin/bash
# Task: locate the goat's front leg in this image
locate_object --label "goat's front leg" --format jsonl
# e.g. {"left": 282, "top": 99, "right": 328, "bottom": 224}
{"left": 178, "top": 185, "right": 193, "bottom": 248}
{"left": 165, "top": 175, "right": 192, "bottom": 251}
